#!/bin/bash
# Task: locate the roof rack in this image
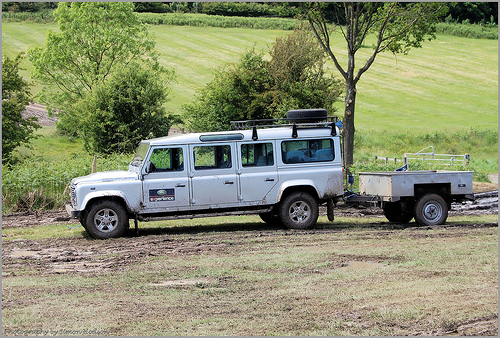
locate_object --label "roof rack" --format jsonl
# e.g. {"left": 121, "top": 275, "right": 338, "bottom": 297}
{"left": 230, "top": 116, "right": 341, "bottom": 140}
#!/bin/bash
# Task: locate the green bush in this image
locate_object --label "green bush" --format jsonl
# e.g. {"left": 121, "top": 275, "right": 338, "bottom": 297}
{"left": 2, "top": 153, "right": 132, "bottom": 214}
{"left": 78, "top": 62, "right": 179, "bottom": 154}
{"left": 1, "top": 9, "right": 54, "bottom": 23}
{"left": 184, "top": 28, "right": 342, "bottom": 132}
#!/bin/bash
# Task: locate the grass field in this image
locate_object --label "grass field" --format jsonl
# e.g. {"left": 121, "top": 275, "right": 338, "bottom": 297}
{"left": 2, "top": 22, "right": 497, "bottom": 132}
{"left": 2, "top": 20, "right": 498, "bottom": 336}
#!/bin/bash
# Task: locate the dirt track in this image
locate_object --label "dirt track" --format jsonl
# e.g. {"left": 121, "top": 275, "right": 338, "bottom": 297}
{"left": 2, "top": 210, "right": 498, "bottom": 336}
{"left": 2, "top": 194, "right": 498, "bottom": 336}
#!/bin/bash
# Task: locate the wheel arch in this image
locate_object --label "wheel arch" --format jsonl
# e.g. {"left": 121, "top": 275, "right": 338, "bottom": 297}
{"left": 414, "top": 183, "right": 451, "bottom": 200}
{"left": 82, "top": 192, "right": 133, "bottom": 216}
{"left": 277, "top": 182, "right": 320, "bottom": 204}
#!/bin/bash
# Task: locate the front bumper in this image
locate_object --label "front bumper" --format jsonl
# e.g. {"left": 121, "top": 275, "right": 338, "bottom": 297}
{"left": 65, "top": 203, "right": 80, "bottom": 218}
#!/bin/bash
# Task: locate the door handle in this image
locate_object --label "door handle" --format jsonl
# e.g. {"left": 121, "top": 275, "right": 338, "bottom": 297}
{"left": 176, "top": 183, "right": 186, "bottom": 188}
{"left": 265, "top": 178, "right": 275, "bottom": 182}
{"left": 224, "top": 181, "right": 234, "bottom": 185}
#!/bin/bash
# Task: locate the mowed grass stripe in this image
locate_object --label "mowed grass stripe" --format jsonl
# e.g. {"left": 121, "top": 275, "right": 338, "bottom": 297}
{"left": 151, "top": 26, "right": 286, "bottom": 112}
{"left": 350, "top": 36, "right": 497, "bottom": 131}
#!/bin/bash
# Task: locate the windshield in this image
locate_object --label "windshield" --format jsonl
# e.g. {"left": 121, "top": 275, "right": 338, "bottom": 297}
{"left": 130, "top": 142, "right": 150, "bottom": 168}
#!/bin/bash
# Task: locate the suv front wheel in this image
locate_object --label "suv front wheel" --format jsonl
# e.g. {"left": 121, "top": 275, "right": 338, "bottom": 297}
{"left": 85, "top": 200, "right": 128, "bottom": 239}
{"left": 279, "top": 192, "right": 319, "bottom": 229}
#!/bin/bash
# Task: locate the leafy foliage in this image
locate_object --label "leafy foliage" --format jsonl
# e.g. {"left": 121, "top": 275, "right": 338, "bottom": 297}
{"left": 436, "top": 22, "right": 498, "bottom": 39}
{"left": 2, "top": 153, "right": 132, "bottom": 213}
{"left": 28, "top": 2, "right": 156, "bottom": 135}
{"left": 2, "top": 53, "right": 40, "bottom": 165}
{"left": 137, "top": 12, "right": 299, "bottom": 30}
{"left": 78, "top": 62, "right": 179, "bottom": 154}
{"left": 184, "top": 27, "right": 342, "bottom": 132}
{"left": 199, "top": 2, "right": 300, "bottom": 18}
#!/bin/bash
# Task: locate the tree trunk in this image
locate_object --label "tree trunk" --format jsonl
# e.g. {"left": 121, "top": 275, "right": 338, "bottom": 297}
{"left": 343, "top": 81, "right": 356, "bottom": 174}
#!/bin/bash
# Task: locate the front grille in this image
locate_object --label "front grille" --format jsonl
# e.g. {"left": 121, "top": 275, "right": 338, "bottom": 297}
{"left": 70, "top": 183, "right": 77, "bottom": 207}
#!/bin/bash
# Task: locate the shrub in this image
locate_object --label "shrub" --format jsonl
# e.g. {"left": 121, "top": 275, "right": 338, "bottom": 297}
{"left": 2, "top": 53, "right": 40, "bottom": 165}
{"left": 138, "top": 13, "right": 299, "bottom": 30}
{"left": 79, "top": 62, "right": 180, "bottom": 154}
{"left": 436, "top": 22, "right": 498, "bottom": 39}
{"left": 184, "top": 28, "right": 342, "bottom": 132}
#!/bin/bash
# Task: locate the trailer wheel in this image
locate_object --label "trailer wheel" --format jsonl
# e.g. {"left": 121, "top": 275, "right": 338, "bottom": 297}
{"left": 383, "top": 202, "right": 413, "bottom": 223}
{"left": 279, "top": 192, "right": 318, "bottom": 229}
{"left": 414, "top": 193, "right": 448, "bottom": 226}
{"left": 85, "top": 200, "right": 128, "bottom": 239}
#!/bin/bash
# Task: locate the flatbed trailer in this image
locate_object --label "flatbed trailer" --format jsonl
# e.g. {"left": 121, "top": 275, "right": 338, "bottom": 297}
{"left": 345, "top": 170, "right": 474, "bottom": 226}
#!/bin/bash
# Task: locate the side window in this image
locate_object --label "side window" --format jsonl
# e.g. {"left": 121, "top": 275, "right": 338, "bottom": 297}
{"left": 194, "top": 145, "right": 232, "bottom": 170}
{"left": 149, "top": 147, "right": 184, "bottom": 171}
{"left": 241, "top": 143, "right": 274, "bottom": 167}
{"left": 281, "top": 139, "right": 334, "bottom": 164}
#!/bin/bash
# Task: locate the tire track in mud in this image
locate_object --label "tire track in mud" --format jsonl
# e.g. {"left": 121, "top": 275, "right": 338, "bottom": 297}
{"left": 2, "top": 235, "right": 231, "bottom": 276}
{"left": 2, "top": 190, "right": 497, "bottom": 276}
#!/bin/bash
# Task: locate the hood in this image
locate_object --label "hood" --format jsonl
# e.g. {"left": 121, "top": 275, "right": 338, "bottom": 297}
{"left": 71, "top": 170, "right": 139, "bottom": 185}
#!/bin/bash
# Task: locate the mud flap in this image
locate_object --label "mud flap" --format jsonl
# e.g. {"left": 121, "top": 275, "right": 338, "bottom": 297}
{"left": 134, "top": 214, "right": 139, "bottom": 236}
{"left": 327, "top": 198, "right": 335, "bottom": 222}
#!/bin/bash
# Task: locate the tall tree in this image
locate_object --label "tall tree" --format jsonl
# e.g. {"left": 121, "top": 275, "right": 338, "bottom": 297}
{"left": 2, "top": 53, "right": 40, "bottom": 164}
{"left": 28, "top": 2, "right": 156, "bottom": 134}
{"left": 305, "top": 2, "right": 448, "bottom": 171}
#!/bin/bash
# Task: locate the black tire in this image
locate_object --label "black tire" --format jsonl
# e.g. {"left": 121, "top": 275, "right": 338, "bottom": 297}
{"left": 85, "top": 200, "right": 128, "bottom": 239}
{"left": 287, "top": 109, "right": 328, "bottom": 123}
{"left": 414, "top": 193, "right": 448, "bottom": 226}
{"left": 383, "top": 202, "right": 413, "bottom": 223}
{"left": 78, "top": 211, "right": 88, "bottom": 230}
{"left": 279, "top": 192, "right": 319, "bottom": 229}
{"left": 259, "top": 212, "right": 282, "bottom": 226}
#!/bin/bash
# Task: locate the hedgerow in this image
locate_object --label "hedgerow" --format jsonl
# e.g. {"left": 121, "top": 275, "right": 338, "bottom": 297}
{"left": 137, "top": 13, "right": 299, "bottom": 30}
{"left": 2, "top": 10, "right": 497, "bottom": 39}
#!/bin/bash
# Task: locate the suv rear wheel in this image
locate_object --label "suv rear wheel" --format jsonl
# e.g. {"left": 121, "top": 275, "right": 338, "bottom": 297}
{"left": 279, "top": 192, "right": 319, "bottom": 229}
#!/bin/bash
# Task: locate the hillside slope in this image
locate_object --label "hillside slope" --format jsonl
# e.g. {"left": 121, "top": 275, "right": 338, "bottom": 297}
{"left": 2, "top": 22, "right": 497, "bottom": 133}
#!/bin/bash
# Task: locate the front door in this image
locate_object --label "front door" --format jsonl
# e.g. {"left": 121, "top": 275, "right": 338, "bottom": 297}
{"left": 142, "top": 146, "right": 190, "bottom": 212}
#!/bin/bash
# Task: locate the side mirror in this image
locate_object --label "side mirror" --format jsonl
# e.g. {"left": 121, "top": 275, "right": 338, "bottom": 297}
{"left": 145, "top": 161, "right": 153, "bottom": 174}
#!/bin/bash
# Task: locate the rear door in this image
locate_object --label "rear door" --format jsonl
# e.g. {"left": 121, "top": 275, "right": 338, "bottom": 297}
{"left": 237, "top": 141, "right": 278, "bottom": 204}
{"left": 189, "top": 143, "right": 238, "bottom": 207}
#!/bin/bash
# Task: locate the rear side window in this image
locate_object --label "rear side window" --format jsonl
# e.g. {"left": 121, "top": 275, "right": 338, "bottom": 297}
{"left": 282, "top": 139, "right": 334, "bottom": 164}
{"left": 241, "top": 143, "right": 274, "bottom": 167}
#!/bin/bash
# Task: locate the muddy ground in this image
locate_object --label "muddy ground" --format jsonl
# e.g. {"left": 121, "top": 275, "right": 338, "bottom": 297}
{"left": 2, "top": 189, "right": 497, "bottom": 277}
{"left": 2, "top": 197, "right": 498, "bottom": 336}
{"left": 2, "top": 189, "right": 498, "bottom": 336}
{"left": 4, "top": 104, "right": 497, "bottom": 335}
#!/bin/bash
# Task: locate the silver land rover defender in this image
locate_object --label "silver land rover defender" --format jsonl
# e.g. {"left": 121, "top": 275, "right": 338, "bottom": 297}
{"left": 66, "top": 109, "right": 344, "bottom": 239}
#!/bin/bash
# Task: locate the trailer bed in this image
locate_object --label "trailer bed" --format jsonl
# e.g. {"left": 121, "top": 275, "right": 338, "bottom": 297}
{"left": 358, "top": 170, "right": 474, "bottom": 202}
